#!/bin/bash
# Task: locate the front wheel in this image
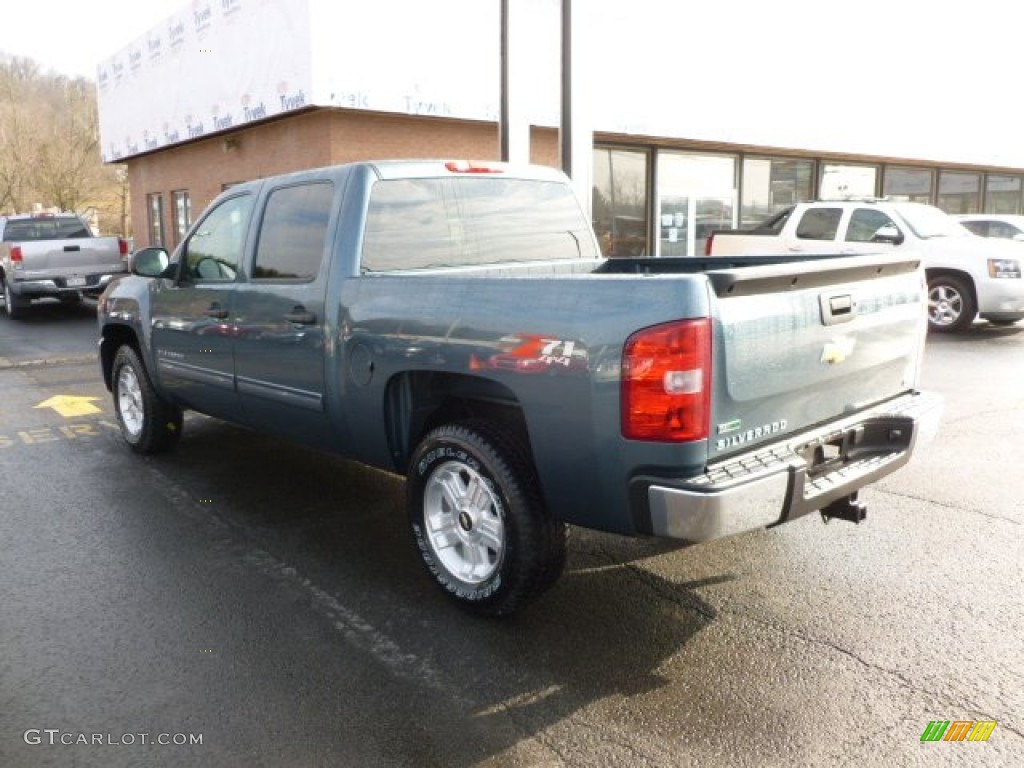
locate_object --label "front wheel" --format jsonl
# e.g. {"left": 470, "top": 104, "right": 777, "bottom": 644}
{"left": 407, "top": 422, "right": 566, "bottom": 617}
{"left": 927, "top": 275, "right": 976, "bottom": 332}
{"left": 111, "top": 345, "right": 183, "bottom": 454}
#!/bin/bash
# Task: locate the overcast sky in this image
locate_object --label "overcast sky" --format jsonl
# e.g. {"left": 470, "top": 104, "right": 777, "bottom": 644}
{"left": 0, "top": 0, "right": 185, "bottom": 79}
{"left": 4, "top": 0, "right": 1023, "bottom": 169}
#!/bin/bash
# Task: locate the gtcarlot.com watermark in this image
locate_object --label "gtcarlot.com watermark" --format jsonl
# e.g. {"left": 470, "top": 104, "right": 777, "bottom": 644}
{"left": 24, "top": 729, "right": 203, "bottom": 747}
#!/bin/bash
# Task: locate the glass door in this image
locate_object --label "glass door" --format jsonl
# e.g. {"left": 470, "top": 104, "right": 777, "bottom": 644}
{"left": 657, "top": 152, "right": 736, "bottom": 257}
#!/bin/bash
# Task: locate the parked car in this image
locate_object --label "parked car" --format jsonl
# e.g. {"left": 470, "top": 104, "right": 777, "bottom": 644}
{"left": 953, "top": 214, "right": 1024, "bottom": 241}
{"left": 706, "top": 200, "right": 1024, "bottom": 331}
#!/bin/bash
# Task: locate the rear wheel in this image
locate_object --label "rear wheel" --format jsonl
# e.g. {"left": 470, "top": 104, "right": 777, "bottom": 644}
{"left": 927, "top": 274, "right": 976, "bottom": 332}
{"left": 2, "top": 279, "right": 28, "bottom": 319}
{"left": 111, "top": 345, "right": 183, "bottom": 454}
{"left": 407, "top": 421, "right": 566, "bottom": 616}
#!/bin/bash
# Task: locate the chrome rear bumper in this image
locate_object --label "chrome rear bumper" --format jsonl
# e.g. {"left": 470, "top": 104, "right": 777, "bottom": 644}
{"left": 640, "top": 390, "right": 943, "bottom": 542}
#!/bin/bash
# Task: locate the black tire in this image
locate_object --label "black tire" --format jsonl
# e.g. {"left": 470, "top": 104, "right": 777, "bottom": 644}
{"left": 59, "top": 292, "right": 83, "bottom": 304}
{"left": 111, "top": 345, "right": 183, "bottom": 454}
{"left": 407, "top": 421, "right": 566, "bottom": 617}
{"left": 2, "top": 279, "right": 28, "bottom": 319}
{"left": 927, "top": 274, "right": 976, "bottom": 332}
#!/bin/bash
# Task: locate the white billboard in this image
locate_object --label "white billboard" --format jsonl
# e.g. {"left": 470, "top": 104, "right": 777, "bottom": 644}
{"left": 98, "top": 0, "right": 315, "bottom": 162}
{"left": 97, "top": 0, "right": 1024, "bottom": 170}
{"left": 97, "top": 0, "right": 562, "bottom": 163}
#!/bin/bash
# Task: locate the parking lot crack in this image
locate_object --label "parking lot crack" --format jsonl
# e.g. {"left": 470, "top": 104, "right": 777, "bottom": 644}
{"left": 726, "top": 610, "right": 1024, "bottom": 741}
{"left": 877, "top": 488, "right": 1021, "bottom": 525}
{"left": 0, "top": 354, "right": 96, "bottom": 371}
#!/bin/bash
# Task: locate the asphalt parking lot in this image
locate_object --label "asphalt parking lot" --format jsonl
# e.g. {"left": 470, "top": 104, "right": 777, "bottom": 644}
{"left": 0, "top": 302, "right": 1021, "bottom": 767}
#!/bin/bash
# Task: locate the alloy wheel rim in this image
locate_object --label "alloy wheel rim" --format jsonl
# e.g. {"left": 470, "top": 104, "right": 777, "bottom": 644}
{"left": 928, "top": 285, "right": 962, "bottom": 326}
{"left": 423, "top": 461, "right": 505, "bottom": 584}
{"left": 117, "top": 366, "right": 145, "bottom": 438}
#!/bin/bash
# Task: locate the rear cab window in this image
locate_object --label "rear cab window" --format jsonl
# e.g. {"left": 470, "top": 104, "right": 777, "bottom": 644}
{"left": 360, "top": 176, "right": 597, "bottom": 272}
{"left": 3, "top": 217, "right": 92, "bottom": 241}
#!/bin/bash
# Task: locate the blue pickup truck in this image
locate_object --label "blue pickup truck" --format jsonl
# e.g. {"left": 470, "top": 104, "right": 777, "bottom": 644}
{"left": 98, "top": 160, "right": 941, "bottom": 615}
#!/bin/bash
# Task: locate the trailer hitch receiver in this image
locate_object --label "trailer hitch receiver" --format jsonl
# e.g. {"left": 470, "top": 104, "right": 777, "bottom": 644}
{"left": 820, "top": 492, "right": 867, "bottom": 524}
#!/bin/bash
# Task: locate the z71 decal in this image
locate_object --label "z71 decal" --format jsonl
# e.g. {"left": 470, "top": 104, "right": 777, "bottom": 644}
{"left": 470, "top": 335, "right": 588, "bottom": 375}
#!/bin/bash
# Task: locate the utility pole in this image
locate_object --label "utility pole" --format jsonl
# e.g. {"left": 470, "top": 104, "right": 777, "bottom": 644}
{"left": 499, "top": 0, "right": 529, "bottom": 164}
{"left": 559, "top": 0, "right": 592, "bottom": 219}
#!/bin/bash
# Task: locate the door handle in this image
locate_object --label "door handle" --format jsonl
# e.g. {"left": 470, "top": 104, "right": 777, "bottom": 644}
{"left": 819, "top": 293, "right": 856, "bottom": 326}
{"left": 284, "top": 306, "right": 317, "bottom": 325}
{"left": 205, "top": 305, "right": 229, "bottom": 319}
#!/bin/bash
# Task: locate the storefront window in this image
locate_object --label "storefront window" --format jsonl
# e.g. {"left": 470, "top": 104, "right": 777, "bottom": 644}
{"left": 937, "top": 171, "right": 980, "bottom": 214}
{"left": 147, "top": 193, "right": 164, "bottom": 247}
{"left": 172, "top": 190, "right": 192, "bottom": 246}
{"left": 820, "top": 164, "right": 877, "bottom": 200}
{"left": 984, "top": 175, "right": 1022, "bottom": 214}
{"left": 883, "top": 167, "right": 933, "bottom": 203}
{"left": 657, "top": 152, "right": 736, "bottom": 257}
{"left": 740, "top": 157, "right": 813, "bottom": 228}
{"left": 592, "top": 147, "right": 649, "bottom": 257}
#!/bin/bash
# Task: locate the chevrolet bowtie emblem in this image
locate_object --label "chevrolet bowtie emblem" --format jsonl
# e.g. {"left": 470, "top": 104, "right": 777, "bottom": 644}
{"left": 821, "top": 336, "right": 856, "bottom": 365}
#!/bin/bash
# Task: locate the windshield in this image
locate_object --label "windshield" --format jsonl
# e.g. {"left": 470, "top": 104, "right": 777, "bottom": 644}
{"left": 892, "top": 203, "right": 970, "bottom": 239}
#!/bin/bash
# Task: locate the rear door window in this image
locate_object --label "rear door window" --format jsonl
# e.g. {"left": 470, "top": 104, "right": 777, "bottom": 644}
{"left": 795, "top": 208, "right": 842, "bottom": 240}
{"left": 252, "top": 182, "right": 334, "bottom": 281}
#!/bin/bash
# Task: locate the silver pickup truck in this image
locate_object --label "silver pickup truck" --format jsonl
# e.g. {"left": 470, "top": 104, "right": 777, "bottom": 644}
{"left": 0, "top": 212, "right": 129, "bottom": 318}
{"left": 98, "top": 160, "right": 942, "bottom": 615}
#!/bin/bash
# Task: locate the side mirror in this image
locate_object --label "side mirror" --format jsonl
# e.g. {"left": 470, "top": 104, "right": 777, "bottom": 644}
{"left": 131, "top": 247, "right": 170, "bottom": 277}
{"left": 872, "top": 225, "right": 904, "bottom": 246}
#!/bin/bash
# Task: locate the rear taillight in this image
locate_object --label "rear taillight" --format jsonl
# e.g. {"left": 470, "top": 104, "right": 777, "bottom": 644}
{"left": 622, "top": 318, "right": 711, "bottom": 442}
{"left": 704, "top": 234, "right": 714, "bottom": 256}
{"left": 118, "top": 238, "right": 129, "bottom": 257}
{"left": 11, "top": 245, "right": 23, "bottom": 266}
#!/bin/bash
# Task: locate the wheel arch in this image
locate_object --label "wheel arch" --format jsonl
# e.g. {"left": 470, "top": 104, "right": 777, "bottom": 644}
{"left": 100, "top": 324, "right": 142, "bottom": 391}
{"left": 384, "top": 371, "right": 531, "bottom": 475}
{"left": 925, "top": 267, "right": 978, "bottom": 305}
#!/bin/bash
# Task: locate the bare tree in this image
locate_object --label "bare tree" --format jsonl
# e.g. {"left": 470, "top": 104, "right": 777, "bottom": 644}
{"left": 0, "top": 54, "right": 127, "bottom": 234}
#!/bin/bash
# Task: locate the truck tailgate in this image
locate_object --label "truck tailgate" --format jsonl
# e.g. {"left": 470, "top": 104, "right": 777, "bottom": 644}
{"left": 705, "top": 253, "right": 925, "bottom": 460}
{"left": 18, "top": 238, "right": 124, "bottom": 276}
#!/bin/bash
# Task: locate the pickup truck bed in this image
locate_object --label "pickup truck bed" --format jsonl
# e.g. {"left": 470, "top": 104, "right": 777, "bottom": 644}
{"left": 97, "top": 160, "right": 940, "bottom": 615}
